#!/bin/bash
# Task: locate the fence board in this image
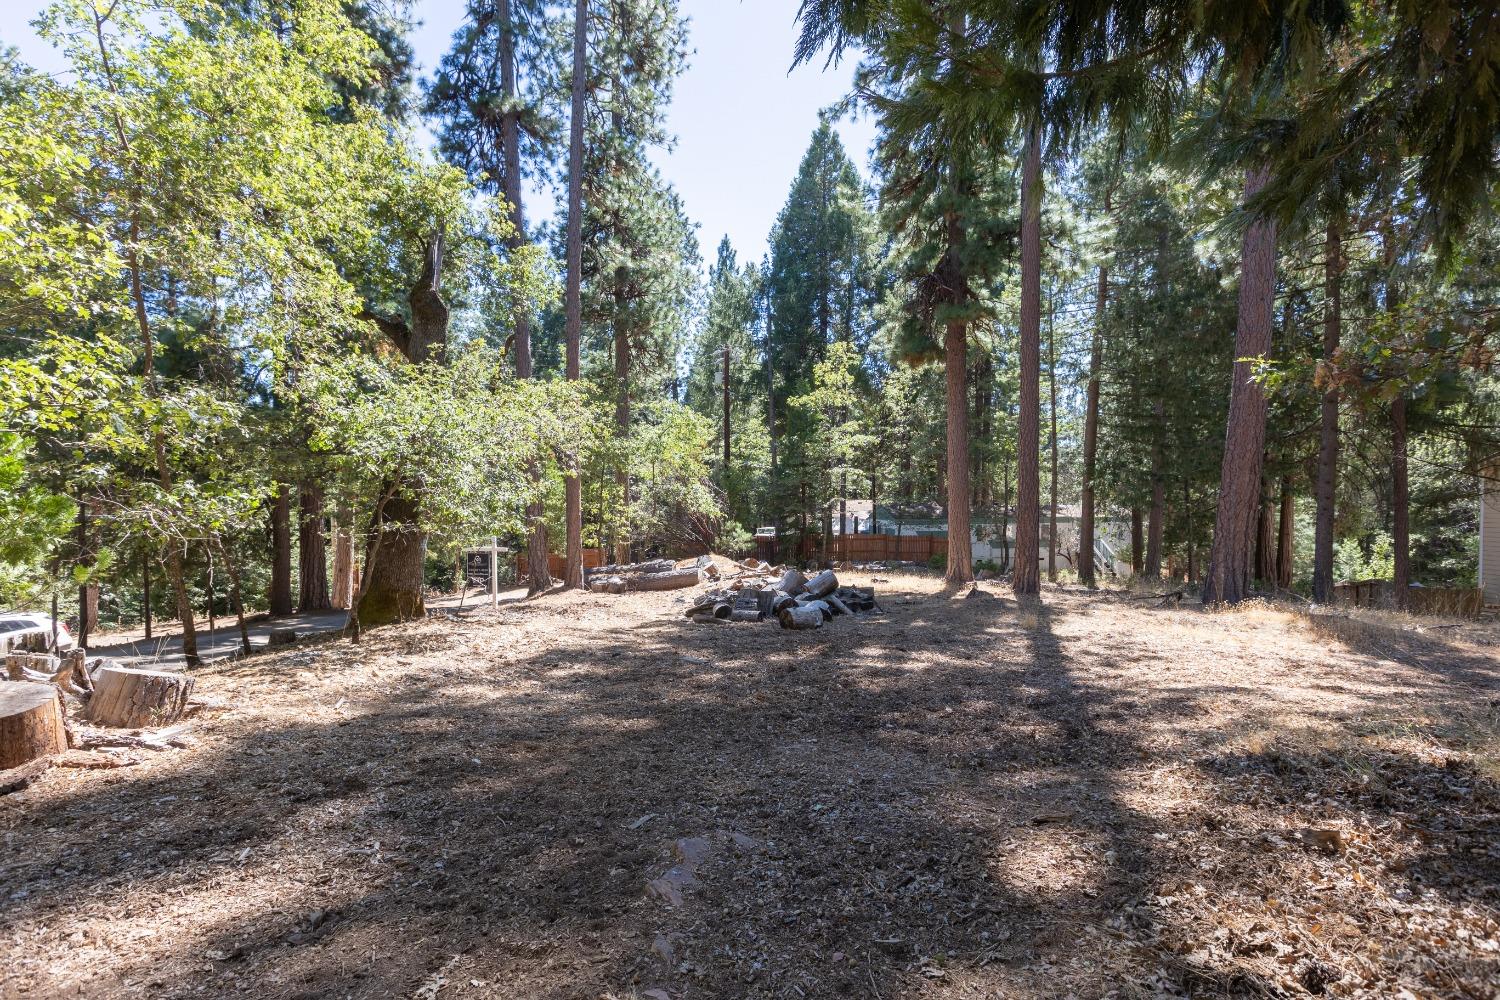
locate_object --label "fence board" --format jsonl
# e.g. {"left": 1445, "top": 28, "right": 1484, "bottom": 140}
{"left": 518, "top": 548, "right": 606, "bottom": 579}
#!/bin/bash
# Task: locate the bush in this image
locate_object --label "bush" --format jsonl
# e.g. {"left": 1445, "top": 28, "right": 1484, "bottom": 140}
{"left": 975, "top": 558, "right": 1001, "bottom": 574}
{"left": 927, "top": 552, "right": 947, "bottom": 572}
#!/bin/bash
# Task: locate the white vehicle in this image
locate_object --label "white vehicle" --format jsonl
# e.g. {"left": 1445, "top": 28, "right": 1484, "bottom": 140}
{"left": 0, "top": 613, "right": 76, "bottom": 656}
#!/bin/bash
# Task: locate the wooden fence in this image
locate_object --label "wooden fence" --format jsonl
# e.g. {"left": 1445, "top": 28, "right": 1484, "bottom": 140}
{"left": 756, "top": 532, "right": 953, "bottom": 566}
{"left": 518, "top": 548, "right": 607, "bottom": 579}
{"left": 1333, "top": 579, "right": 1484, "bottom": 617}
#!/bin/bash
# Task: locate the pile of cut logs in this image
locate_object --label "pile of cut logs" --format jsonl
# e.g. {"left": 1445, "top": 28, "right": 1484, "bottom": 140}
{"left": 685, "top": 565, "right": 878, "bottom": 630}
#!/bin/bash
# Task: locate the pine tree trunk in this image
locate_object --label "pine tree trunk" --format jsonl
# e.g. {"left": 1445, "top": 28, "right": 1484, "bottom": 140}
{"left": 561, "top": 0, "right": 587, "bottom": 590}
{"left": 1385, "top": 222, "right": 1409, "bottom": 611}
{"left": 1012, "top": 122, "right": 1043, "bottom": 596}
{"left": 614, "top": 268, "right": 632, "bottom": 566}
{"left": 943, "top": 312, "right": 973, "bottom": 586}
{"left": 1131, "top": 507, "right": 1143, "bottom": 575}
{"left": 269, "top": 484, "right": 293, "bottom": 617}
{"left": 1047, "top": 293, "right": 1059, "bottom": 583}
{"left": 1392, "top": 396, "right": 1410, "bottom": 609}
{"left": 1203, "top": 166, "right": 1278, "bottom": 605}
{"left": 331, "top": 521, "right": 355, "bottom": 610}
{"left": 1146, "top": 474, "right": 1165, "bottom": 579}
{"left": 297, "top": 482, "right": 330, "bottom": 612}
{"left": 1313, "top": 218, "right": 1341, "bottom": 603}
{"left": 1254, "top": 478, "right": 1275, "bottom": 585}
{"left": 497, "top": 0, "right": 553, "bottom": 598}
{"left": 1080, "top": 245, "right": 1107, "bottom": 587}
{"left": 1276, "top": 475, "right": 1294, "bottom": 589}
{"left": 76, "top": 498, "right": 99, "bottom": 651}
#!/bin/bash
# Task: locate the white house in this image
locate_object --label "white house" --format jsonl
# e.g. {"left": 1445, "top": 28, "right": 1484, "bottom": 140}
{"left": 1483, "top": 466, "right": 1500, "bottom": 607}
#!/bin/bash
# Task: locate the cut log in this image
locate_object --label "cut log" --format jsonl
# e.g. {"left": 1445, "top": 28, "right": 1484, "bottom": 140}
{"left": 770, "top": 591, "right": 798, "bottom": 615}
{"left": 729, "top": 592, "right": 764, "bottom": 623}
{"left": 778, "top": 606, "right": 824, "bottom": 630}
{"left": 87, "top": 667, "right": 196, "bottom": 729}
{"left": 0, "top": 681, "right": 68, "bottom": 770}
{"left": 826, "top": 594, "right": 853, "bottom": 617}
{"left": 804, "top": 570, "right": 840, "bottom": 600}
{"left": 775, "top": 569, "right": 808, "bottom": 596}
{"left": 626, "top": 568, "right": 702, "bottom": 592}
{"left": 268, "top": 628, "right": 298, "bottom": 647}
{"left": 796, "top": 599, "right": 833, "bottom": 621}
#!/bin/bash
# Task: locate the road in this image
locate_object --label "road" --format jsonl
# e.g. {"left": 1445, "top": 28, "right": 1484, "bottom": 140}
{"left": 90, "top": 608, "right": 354, "bottom": 669}
{"left": 89, "top": 589, "right": 524, "bottom": 670}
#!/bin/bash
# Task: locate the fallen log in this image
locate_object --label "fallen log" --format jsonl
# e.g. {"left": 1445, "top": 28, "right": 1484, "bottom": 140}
{"left": 87, "top": 667, "right": 195, "bottom": 729}
{"left": 626, "top": 568, "right": 702, "bottom": 593}
{"left": 590, "top": 558, "right": 675, "bottom": 578}
{"left": 826, "top": 594, "right": 853, "bottom": 617}
{"left": 0, "top": 681, "right": 67, "bottom": 770}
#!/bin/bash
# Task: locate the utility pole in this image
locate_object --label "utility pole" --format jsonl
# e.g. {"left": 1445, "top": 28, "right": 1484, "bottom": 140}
{"left": 722, "top": 345, "right": 731, "bottom": 477}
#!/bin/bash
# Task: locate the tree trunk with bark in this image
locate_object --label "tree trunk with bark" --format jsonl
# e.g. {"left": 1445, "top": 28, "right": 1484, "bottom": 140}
{"left": 1313, "top": 218, "right": 1342, "bottom": 603}
{"left": 269, "top": 484, "right": 294, "bottom": 617}
{"left": 297, "top": 483, "right": 330, "bottom": 612}
{"left": 1385, "top": 222, "right": 1409, "bottom": 611}
{"left": 1203, "top": 167, "right": 1279, "bottom": 605}
{"left": 497, "top": 0, "right": 553, "bottom": 598}
{"left": 614, "top": 267, "right": 632, "bottom": 566}
{"left": 1013, "top": 122, "right": 1043, "bottom": 596}
{"left": 1080, "top": 235, "right": 1108, "bottom": 587}
{"left": 1392, "top": 396, "right": 1410, "bottom": 609}
{"left": 76, "top": 498, "right": 98, "bottom": 650}
{"left": 1254, "top": 477, "right": 1275, "bottom": 585}
{"left": 1276, "top": 475, "right": 1294, "bottom": 589}
{"left": 1047, "top": 291, "right": 1059, "bottom": 583}
{"left": 356, "top": 493, "right": 427, "bottom": 627}
{"left": 1131, "top": 507, "right": 1143, "bottom": 575}
{"left": 1145, "top": 400, "right": 1165, "bottom": 579}
{"left": 331, "top": 521, "right": 355, "bottom": 609}
{"left": 357, "top": 232, "right": 449, "bottom": 626}
{"left": 560, "top": 0, "right": 587, "bottom": 590}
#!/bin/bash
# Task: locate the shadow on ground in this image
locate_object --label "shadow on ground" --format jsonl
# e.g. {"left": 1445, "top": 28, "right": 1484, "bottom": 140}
{"left": 1, "top": 582, "right": 1495, "bottom": 998}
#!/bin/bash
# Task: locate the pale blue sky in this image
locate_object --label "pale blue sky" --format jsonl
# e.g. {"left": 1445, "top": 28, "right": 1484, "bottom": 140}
{"left": 1, "top": 0, "right": 875, "bottom": 266}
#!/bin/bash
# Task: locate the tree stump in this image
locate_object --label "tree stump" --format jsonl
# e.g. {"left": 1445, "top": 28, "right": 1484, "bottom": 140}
{"left": 87, "top": 667, "right": 195, "bottom": 729}
{"left": 0, "top": 681, "right": 67, "bottom": 770}
{"left": 5, "top": 653, "right": 57, "bottom": 682}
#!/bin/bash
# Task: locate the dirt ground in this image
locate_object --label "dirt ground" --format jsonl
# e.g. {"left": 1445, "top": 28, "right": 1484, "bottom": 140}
{"left": 2, "top": 573, "right": 1497, "bottom": 999}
